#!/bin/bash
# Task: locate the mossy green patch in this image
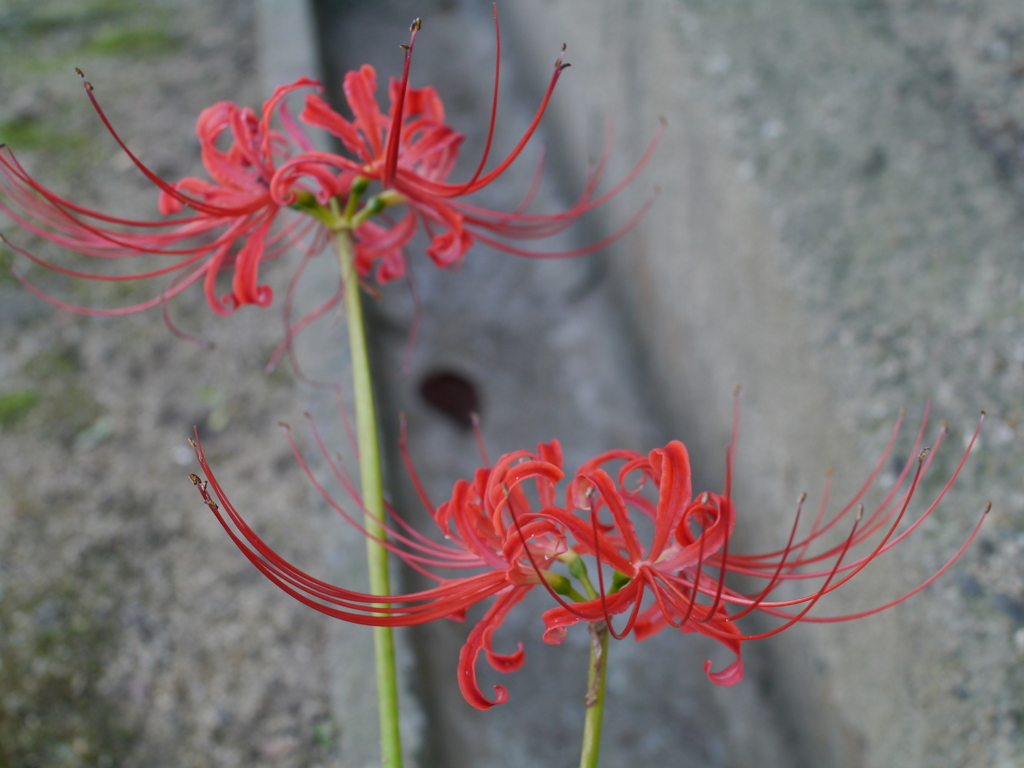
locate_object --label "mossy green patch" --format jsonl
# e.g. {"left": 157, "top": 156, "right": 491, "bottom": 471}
{"left": 43, "top": 383, "right": 104, "bottom": 445}
{"left": 0, "top": 117, "right": 44, "bottom": 149}
{"left": 196, "top": 385, "right": 231, "bottom": 432}
{"left": 0, "top": 482, "right": 155, "bottom": 767}
{"left": 82, "top": 26, "right": 180, "bottom": 56}
{"left": 0, "top": 0, "right": 135, "bottom": 37}
{"left": 0, "top": 251, "right": 15, "bottom": 285}
{"left": 0, "top": 390, "right": 39, "bottom": 428}
{"left": 1, "top": 1, "right": 177, "bottom": 74}
{"left": 0, "top": 568, "right": 139, "bottom": 768}
{"left": 19, "top": 348, "right": 104, "bottom": 444}
{"left": 312, "top": 719, "right": 340, "bottom": 755}
{"left": 0, "top": 116, "right": 92, "bottom": 154}
{"left": 22, "top": 348, "right": 79, "bottom": 381}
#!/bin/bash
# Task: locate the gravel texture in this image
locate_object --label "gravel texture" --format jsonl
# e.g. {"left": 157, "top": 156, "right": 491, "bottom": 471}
{"left": 0, "top": 2, "right": 341, "bottom": 766}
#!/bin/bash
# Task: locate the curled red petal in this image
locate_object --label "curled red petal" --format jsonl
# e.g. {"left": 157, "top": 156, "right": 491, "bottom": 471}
{"left": 457, "top": 586, "right": 530, "bottom": 710}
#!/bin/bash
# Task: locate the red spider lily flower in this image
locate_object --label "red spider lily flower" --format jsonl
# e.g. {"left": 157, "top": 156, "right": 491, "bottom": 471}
{"left": 280, "top": 10, "right": 662, "bottom": 284}
{"left": 537, "top": 402, "right": 988, "bottom": 687}
{"left": 189, "top": 410, "right": 570, "bottom": 710}
{"left": 0, "top": 71, "right": 335, "bottom": 329}
{"left": 191, "top": 398, "right": 985, "bottom": 709}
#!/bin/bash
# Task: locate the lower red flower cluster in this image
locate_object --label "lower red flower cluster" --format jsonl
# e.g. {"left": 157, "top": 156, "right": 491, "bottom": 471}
{"left": 190, "top": 402, "right": 985, "bottom": 710}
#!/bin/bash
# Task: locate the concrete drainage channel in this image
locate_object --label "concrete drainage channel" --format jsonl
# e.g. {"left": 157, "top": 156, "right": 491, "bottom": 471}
{"left": 306, "top": 3, "right": 804, "bottom": 766}
{"left": 292, "top": 1, "right": 1024, "bottom": 767}
{"left": 288, "top": 1, "right": 858, "bottom": 766}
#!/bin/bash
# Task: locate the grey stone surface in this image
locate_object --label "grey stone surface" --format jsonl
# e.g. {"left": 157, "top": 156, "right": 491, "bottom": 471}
{"left": 493, "top": 0, "right": 1024, "bottom": 766}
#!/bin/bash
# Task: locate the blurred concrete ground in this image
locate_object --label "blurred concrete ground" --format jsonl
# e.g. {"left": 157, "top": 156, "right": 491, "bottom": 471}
{"left": 0, "top": 2, "right": 339, "bottom": 767}
{"left": 1, "top": 1, "right": 1023, "bottom": 767}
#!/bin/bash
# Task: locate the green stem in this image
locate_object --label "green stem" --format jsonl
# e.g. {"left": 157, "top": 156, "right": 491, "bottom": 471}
{"left": 579, "top": 621, "right": 610, "bottom": 768}
{"left": 335, "top": 230, "right": 403, "bottom": 768}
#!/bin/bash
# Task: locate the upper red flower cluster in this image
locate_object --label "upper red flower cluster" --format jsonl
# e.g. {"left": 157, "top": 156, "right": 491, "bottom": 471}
{"left": 0, "top": 13, "right": 659, "bottom": 331}
{"left": 0, "top": 75, "right": 323, "bottom": 320}
{"left": 189, "top": 400, "right": 986, "bottom": 710}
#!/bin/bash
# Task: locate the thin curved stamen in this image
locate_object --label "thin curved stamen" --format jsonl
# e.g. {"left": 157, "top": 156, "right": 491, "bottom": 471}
{"left": 302, "top": 417, "right": 475, "bottom": 564}
{"left": 11, "top": 259, "right": 207, "bottom": 317}
{"left": 416, "top": 46, "right": 570, "bottom": 199}
{"left": 512, "top": 145, "right": 545, "bottom": 215}
{"left": 699, "top": 451, "right": 929, "bottom": 610}
{"left": 471, "top": 413, "right": 490, "bottom": 467}
{"left": 469, "top": 196, "right": 654, "bottom": 259}
{"left": 193, "top": 443, "right": 493, "bottom": 615}
{"left": 502, "top": 485, "right": 591, "bottom": 621}
{"left": 774, "top": 503, "right": 989, "bottom": 623}
{"left": 288, "top": 427, "right": 477, "bottom": 575}
{"left": 382, "top": 19, "right": 422, "bottom": 188}
{"left": 734, "top": 407, "right": 916, "bottom": 563}
{"left": 265, "top": 249, "right": 343, "bottom": 373}
{"left": 74, "top": 69, "right": 318, "bottom": 218}
{"left": 400, "top": 413, "right": 437, "bottom": 518}
{"left": 727, "top": 494, "right": 805, "bottom": 621}
{"left": 657, "top": 513, "right": 709, "bottom": 630}
{"left": 728, "top": 505, "right": 864, "bottom": 640}
{"left": 449, "top": 3, "right": 501, "bottom": 195}
{"left": 591, "top": 497, "right": 644, "bottom": 639}
{"left": 696, "top": 500, "right": 731, "bottom": 624}
{"left": 161, "top": 267, "right": 213, "bottom": 348}
{"left": 725, "top": 423, "right": 948, "bottom": 580}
